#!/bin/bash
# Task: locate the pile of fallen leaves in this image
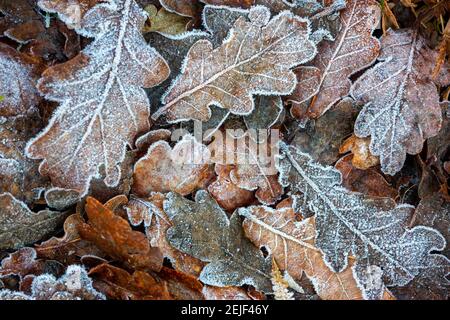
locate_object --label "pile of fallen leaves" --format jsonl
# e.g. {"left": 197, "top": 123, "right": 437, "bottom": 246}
{"left": 0, "top": 0, "right": 449, "bottom": 300}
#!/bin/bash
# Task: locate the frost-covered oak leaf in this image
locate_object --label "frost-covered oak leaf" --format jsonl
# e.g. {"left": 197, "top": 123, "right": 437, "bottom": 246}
{"left": 132, "top": 135, "right": 214, "bottom": 197}
{"left": 240, "top": 205, "right": 371, "bottom": 300}
{"left": 0, "top": 43, "right": 42, "bottom": 117}
{"left": 165, "top": 191, "right": 273, "bottom": 292}
{"left": 0, "top": 193, "right": 65, "bottom": 250}
{"left": 288, "top": 0, "right": 380, "bottom": 119}
{"left": 278, "top": 142, "right": 450, "bottom": 299}
{"left": 26, "top": 0, "right": 170, "bottom": 196}
{"left": 126, "top": 193, "right": 205, "bottom": 277}
{"left": 152, "top": 5, "right": 316, "bottom": 122}
{"left": 351, "top": 29, "right": 450, "bottom": 175}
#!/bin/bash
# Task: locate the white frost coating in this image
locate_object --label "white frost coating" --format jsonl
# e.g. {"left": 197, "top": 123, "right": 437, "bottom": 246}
{"left": 26, "top": 0, "right": 170, "bottom": 196}
{"left": 0, "top": 265, "right": 105, "bottom": 300}
{"left": 352, "top": 264, "right": 385, "bottom": 300}
{"left": 0, "top": 48, "right": 40, "bottom": 117}
{"left": 351, "top": 29, "right": 448, "bottom": 175}
{"left": 277, "top": 142, "right": 450, "bottom": 292}
{"left": 153, "top": 5, "right": 317, "bottom": 123}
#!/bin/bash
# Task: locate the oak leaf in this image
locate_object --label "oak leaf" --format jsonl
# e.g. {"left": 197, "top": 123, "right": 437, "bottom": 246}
{"left": 153, "top": 5, "right": 316, "bottom": 122}
{"left": 208, "top": 164, "right": 255, "bottom": 212}
{"left": 26, "top": 0, "right": 170, "bottom": 196}
{"left": 240, "top": 205, "right": 370, "bottom": 300}
{"left": 351, "top": 29, "right": 450, "bottom": 175}
{"left": 0, "top": 44, "right": 51, "bottom": 204}
{"left": 278, "top": 142, "right": 450, "bottom": 299}
{"left": 209, "top": 133, "right": 283, "bottom": 205}
{"left": 288, "top": 0, "right": 381, "bottom": 119}
{"left": 34, "top": 214, "right": 105, "bottom": 266}
{"left": 89, "top": 263, "right": 171, "bottom": 300}
{"left": 126, "top": 193, "right": 205, "bottom": 276}
{"left": 0, "top": 193, "right": 65, "bottom": 250}
{"left": 165, "top": 191, "right": 273, "bottom": 292}
{"left": 77, "top": 197, "right": 163, "bottom": 271}
{"left": 132, "top": 135, "right": 215, "bottom": 197}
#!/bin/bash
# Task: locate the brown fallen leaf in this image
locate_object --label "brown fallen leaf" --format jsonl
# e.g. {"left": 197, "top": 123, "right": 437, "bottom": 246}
{"left": 26, "top": 0, "right": 170, "bottom": 196}
{"left": 132, "top": 134, "right": 215, "bottom": 197}
{"left": 89, "top": 263, "right": 171, "bottom": 300}
{"left": 0, "top": 0, "right": 78, "bottom": 62}
{"left": 208, "top": 164, "right": 255, "bottom": 212}
{"left": 35, "top": 214, "right": 105, "bottom": 266}
{"left": 153, "top": 5, "right": 316, "bottom": 122}
{"left": 240, "top": 205, "right": 394, "bottom": 300}
{"left": 209, "top": 132, "right": 283, "bottom": 205}
{"left": 339, "top": 134, "right": 380, "bottom": 170}
{"left": 37, "top": 0, "right": 103, "bottom": 29}
{"left": 335, "top": 154, "right": 398, "bottom": 200}
{"left": 288, "top": 0, "right": 381, "bottom": 120}
{"left": 201, "top": 0, "right": 254, "bottom": 8}
{"left": 0, "top": 248, "right": 47, "bottom": 278}
{"left": 160, "top": 0, "right": 200, "bottom": 18}
{"left": 126, "top": 193, "right": 205, "bottom": 276}
{"left": 158, "top": 267, "right": 204, "bottom": 300}
{"left": 77, "top": 196, "right": 163, "bottom": 272}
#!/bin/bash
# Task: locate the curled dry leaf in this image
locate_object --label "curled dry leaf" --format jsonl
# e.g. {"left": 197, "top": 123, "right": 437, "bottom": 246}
{"left": 351, "top": 29, "right": 450, "bottom": 176}
{"left": 153, "top": 5, "right": 316, "bottom": 122}
{"left": 34, "top": 213, "right": 105, "bottom": 266}
{"left": 0, "top": 248, "right": 46, "bottom": 279}
{"left": 288, "top": 0, "right": 381, "bottom": 120}
{"left": 278, "top": 142, "right": 449, "bottom": 299}
{"left": 208, "top": 164, "right": 255, "bottom": 212}
{"left": 335, "top": 154, "right": 398, "bottom": 200}
{"left": 0, "top": 193, "right": 65, "bottom": 250}
{"left": 132, "top": 134, "right": 215, "bottom": 197}
{"left": 209, "top": 132, "right": 283, "bottom": 205}
{"left": 126, "top": 193, "right": 205, "bottom": 276}
{"left": 165, "top": 191, "right": 273, "bottom": 292}
{"left": 0, "top": 265, "right": 105, "bottom": 300}
{"left": 89, "top": 263, "right": 171, "bottom": 300}
{"left": 26, "top": 0, "right": 170, "bottom": 196}
{"left": 339, "top": 134, "right": 379, "bottom": 170}
{"left": 0, "top": 0, "right": 77, "bottom": 61}
{"left": 77, "top": 197, "right": 163, "bottom": 272}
